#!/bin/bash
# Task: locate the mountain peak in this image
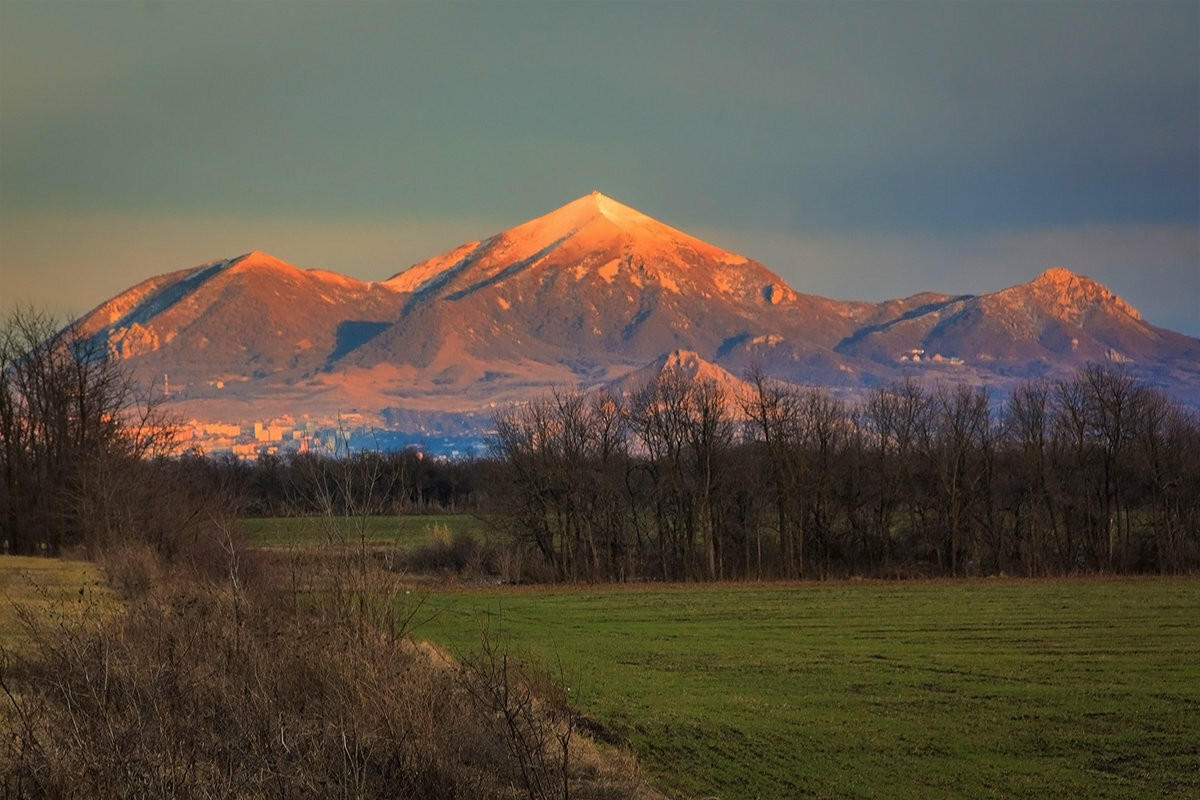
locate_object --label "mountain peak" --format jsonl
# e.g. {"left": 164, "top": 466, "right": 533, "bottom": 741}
{"left": 577, "top": 190, "right": 650, "bottom": 225}
{"left": 491, "top": 191, "right": 747, "bottom": 270}
{"left": 607, "top": 349, "right": 751, "bottom": 400}
{"left": 1004, "top": 267, "right": 1141, "bottom": 321}
{"left": 655, "top": 349, "right": 738, "bottom": 385}
{"left": 229, "top": 251, "right": 293, "bottom": 273}
{"left": 383, "top": 192, "right": 761, "bottom": 308}
{"left": 1031, "top": 267, "right": 1084, "bottom": 287}
{"left": 510, "top": 191, "right": 663, "bottom": 242}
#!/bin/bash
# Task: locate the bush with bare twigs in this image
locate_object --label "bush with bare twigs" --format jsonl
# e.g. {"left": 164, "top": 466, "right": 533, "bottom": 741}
{"left": 1, "top": 528, "right": 658, "bottom": 799}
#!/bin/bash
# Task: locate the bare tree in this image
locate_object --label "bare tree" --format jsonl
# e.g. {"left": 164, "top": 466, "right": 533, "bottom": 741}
{"left": 0, "top": 309, "right": 176, "bottom": 555}
{"left": 1004, "top": 379, "right": 1062, "bottom": 574}
{"left": 740, "top": 366, "right": 803, "bottom": 577}
{"left": 487, "top": 366, "right": 1200, "bottom": 582}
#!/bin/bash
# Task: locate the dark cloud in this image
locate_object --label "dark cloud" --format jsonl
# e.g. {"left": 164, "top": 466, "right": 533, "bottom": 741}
{"left": 2, "top": 1, "right": 1196, "bottom": 330}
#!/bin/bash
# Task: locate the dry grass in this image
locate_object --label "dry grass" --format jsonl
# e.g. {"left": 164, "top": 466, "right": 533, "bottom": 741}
{"left": 0, "top": 556, "right": 110, "bottom": 653}
{"left": 0, "top": 537, "right": 662, "bottom": 800}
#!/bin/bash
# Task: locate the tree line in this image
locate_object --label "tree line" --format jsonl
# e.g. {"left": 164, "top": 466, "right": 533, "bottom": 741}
{"left": 489, "top": 365, "right": 1200, "bottom": 581}
{"left": 0, "top": 309, "right": 483, "bottom": 556}
{"left": 184, "top": 448, "right": 482, "bottom": 518}
{"left": 4, "top": 307, "right": 1197, "bottom": 580}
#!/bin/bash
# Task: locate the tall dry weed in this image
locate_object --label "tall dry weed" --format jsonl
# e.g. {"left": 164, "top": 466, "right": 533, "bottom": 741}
{"left": 1, "top": 527, "right": 660, "bottom": 799}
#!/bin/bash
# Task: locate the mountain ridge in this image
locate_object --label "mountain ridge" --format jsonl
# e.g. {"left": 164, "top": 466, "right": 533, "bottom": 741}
{"left": 71, "top": 192, "right": 1200, "bottom": 426}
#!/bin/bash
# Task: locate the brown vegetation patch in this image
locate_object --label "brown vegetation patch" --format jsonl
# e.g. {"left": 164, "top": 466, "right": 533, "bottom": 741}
{"left": 1, "top": 537, "right": 663, "bottom": 799}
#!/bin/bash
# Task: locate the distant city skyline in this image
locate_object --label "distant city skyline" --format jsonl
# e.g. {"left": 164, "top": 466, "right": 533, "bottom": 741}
{"left": 2, "top": 1, "right": 1197, "bottom": 335}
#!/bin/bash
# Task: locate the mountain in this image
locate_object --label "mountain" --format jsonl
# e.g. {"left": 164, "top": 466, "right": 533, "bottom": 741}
{"left": 835, "top": 267, "right": 1200, "bottom": 379}
{"left": 347, "top": 192, "right": 874, "bottom": 390}
{"left": 72, "top": 192, "right": 1200, "bottom": 431}
{"left": 604, "top": 349, "right": 753, "bottom": 403}
{"left": 75, "top": 251, "right": 406, "bottom": 419}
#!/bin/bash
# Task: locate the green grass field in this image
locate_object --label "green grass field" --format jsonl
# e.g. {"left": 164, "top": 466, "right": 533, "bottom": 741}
{"left": 6, "top": 548, "right": 1196, "bottom": 799}
{"left": 412, "top": 578, "right": 1200, "bottom": 800}
{"left": 239, "top": 514, "right": 484, "bottom": 549}
{"left": 0, "top": 556, "right": 109, "bottom": 651}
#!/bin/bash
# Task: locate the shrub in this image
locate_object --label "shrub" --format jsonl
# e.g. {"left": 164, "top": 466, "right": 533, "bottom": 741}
{"left": 403, "top": 524, "right": 499, "bottom": 578}
{"left": 1, "top": 538, "right": 657, "bottom": 799}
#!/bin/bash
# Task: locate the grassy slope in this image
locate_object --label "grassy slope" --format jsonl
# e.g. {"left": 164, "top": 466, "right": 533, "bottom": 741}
{"left": 414, "top": 578, "right": 1200, "bottom": 800}
{"left": 0, "top": 556, "right": 108, "bottom": 651}
{"left": 239, "top": 514, "right": 483, "bottom": 549}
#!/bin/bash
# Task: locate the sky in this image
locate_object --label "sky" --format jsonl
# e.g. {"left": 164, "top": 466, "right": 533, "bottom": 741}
{"left": 2, "top": 1, "right": 1198, "bottom": 335}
